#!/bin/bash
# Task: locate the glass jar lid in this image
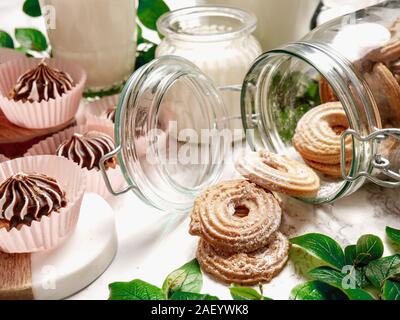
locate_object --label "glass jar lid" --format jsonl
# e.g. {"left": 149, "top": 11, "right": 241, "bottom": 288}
{"left": 106, "top": 56, "right": 228, "bottom": 213}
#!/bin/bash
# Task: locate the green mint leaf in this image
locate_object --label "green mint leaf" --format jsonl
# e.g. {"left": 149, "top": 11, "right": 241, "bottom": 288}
{"left": 108, "top": 279, "right": 165, "bottom": 300}
{"left": 382, "top": 279, "right": 400, "bottom": 300}
{"left": 0, "top": 30, "right": 14, "bottom": 48}
{"left": 365, "top": 254, "right": 400, "bottom": 289}
{"left": 355, "top": 234, "right": 384, "bottom": 265}
{"left": 138, "top": 0, "right": 170, "bottom": 31}
{"left": 290, "top": 233, "right": 345, "bottom": 270}
{"left": 355, "top": 266, "right": 371, "bottom": 288}
{"left": 290, "top": 281, "right": 348, "bottom": 300}
{"left": 15, "top": 28, "right": 48, "bottom": 52}
{"left": 23, "top": 0, "right": 42, "bottom": 17}
{"left": 308, "top": 267, "right": 375, "bottom": 300}
{"left": 305, "top": 81, "right": 320, "bottom": 102}
{"left": 344, "top": 245, "right": 357, "bottom": 266}
{"left": 162, "top": 259, "right": 203, "bottom": 298}
{"left": 229, "top": 285, "right": 272, "bottom": 300}
{"left": 169, "top": 292, "right": 219, "bottom": 300}
{"left": 386, "top": 226, "right": 400, "bottom": 246}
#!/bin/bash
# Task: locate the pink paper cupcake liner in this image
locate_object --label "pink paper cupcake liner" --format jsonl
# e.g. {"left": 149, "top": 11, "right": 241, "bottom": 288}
{"left": 0, "top": 48, "right": 25, "bottom": 64}
{"left": 0, "top": 155, "right": 8, "bottom": 163}
{"left": 0, "top": 57, "right": 87, "bottom": 129}
{"left": 25, "top": 124, "right": 124, "bottom": 198}
{"left": 84, "top": 94, "right": 119, "bottom": 127}
{"left": 0, "top": 155, "right": 86, "bottom": 253}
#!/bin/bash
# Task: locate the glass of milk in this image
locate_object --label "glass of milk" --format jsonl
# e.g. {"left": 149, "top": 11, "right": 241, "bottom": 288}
{"left": 40, "top": 0, "right": 137, "bottom": 94}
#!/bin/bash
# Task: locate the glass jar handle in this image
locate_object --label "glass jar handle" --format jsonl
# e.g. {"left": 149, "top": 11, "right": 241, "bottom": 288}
{"left": 341, "top": 128, "right": 400, "bottom": 187}
{"left": 100, "top": 146, "right": 135, "bottom": 196}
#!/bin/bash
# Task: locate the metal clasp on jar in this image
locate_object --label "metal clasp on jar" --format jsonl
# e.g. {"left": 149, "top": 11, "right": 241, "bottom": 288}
{"left": 100, "top": 146, "right": 135, "bottom": 196}
{"left": 341, "top": 128, "right": 400, "bottom": 187}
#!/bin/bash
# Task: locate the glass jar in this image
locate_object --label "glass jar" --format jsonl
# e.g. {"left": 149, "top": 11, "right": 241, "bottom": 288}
{"left": 156, "top": 6, "right": 262, "bottom": 132}
{"left": 101, "top": 1, "right": 400, "bottom": 213}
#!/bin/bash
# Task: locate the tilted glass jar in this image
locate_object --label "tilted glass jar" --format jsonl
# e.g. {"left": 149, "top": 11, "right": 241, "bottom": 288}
{"left": 101, "top": 1, "right": 400, "bottom": 213}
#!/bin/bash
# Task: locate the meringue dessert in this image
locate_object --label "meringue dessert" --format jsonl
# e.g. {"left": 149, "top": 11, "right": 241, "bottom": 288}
{"left": 9, "top": 60, "right": 74, "bottom": 103}
{"left": 56, "top": 131, "right": 116, "bottom": 171}
{"left": 0, "top": 172, "right": 67, "bottom": 230}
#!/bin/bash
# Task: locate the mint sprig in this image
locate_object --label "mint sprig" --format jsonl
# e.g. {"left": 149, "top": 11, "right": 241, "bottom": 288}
{"left": 107, "top": 227, "right": 400, "bottom": 300}
{"left": 291, "top": 229, "right": 400, "bottom": 300}
{"left": 108, "top": 259, "right": 273, "bottom": 301}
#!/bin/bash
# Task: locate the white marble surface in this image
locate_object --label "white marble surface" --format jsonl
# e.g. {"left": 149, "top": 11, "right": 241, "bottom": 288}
{"left": 69, "top": 171, "right": 400, "bottom": 300}
{"left": 32, "top": 194, "right": 117, "bottom": 300}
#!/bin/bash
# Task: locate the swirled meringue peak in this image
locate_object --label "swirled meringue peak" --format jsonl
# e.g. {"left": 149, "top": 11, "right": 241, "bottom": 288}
{"left": 9, "top": 60, "right": 74, "bottom": 102}
{"left": 56, "top": 131, "right": 116, "bottom": 171}
{"left": 0, "top": 172, "right": 67, "bottom": 229}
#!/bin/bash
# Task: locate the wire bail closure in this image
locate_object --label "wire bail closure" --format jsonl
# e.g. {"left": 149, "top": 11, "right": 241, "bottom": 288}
{"left": 341, "top": 128, "right": 400, "bottom": 187}
{"left": 100, "top": 146, "right": 135, "bottom": 196}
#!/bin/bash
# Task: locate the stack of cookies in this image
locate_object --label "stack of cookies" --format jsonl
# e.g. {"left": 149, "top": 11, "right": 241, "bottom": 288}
{"left": 189, "top": 151, "right": 321, "bottom": 285}
{"left": 189, "top": 179, "right": 289, "bottom": 285}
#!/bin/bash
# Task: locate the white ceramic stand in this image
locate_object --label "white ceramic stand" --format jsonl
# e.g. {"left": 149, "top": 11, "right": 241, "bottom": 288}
{"left": 0, "top": 193, "right": 117, "bottom": 300}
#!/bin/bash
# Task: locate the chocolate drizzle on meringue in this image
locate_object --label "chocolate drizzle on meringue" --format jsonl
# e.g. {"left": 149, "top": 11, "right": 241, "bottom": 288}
{"left": 56, "top": 131, "right": 116, "bottom": 171}
{"left": 0, "top": 172, "right": 67, "bottom": 230}
{"left": 103, "top": 107, "right": 116, "bottom": 123}
{"left": 9, "top": 60, "right": 74, "bottom": 102}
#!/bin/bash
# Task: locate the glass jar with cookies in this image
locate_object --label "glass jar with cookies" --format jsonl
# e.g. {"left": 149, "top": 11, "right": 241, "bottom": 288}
{"left": 100, "top": 1, "right": 400, "bottom": 213}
